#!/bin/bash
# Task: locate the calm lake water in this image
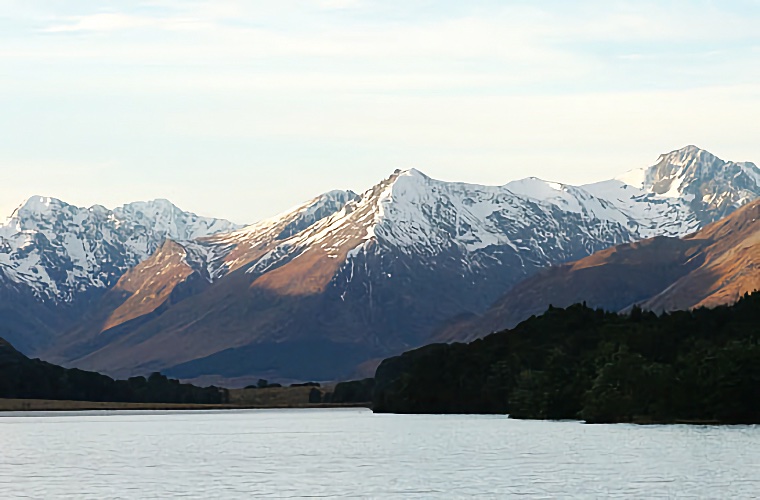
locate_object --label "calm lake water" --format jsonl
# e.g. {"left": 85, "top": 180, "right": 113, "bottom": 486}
{"left": 0, "top": 408, "right": 758, "bottom": 498}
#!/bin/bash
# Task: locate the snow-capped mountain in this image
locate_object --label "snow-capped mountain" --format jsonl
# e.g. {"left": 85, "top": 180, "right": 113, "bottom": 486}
{"left": 0, "top": 196, "right": 240, "bottom": 302}
{"left": 189, "top": 189, "right": 359, "bottom": 281}
{"left": 52, "top": 168, "right": 638, "bottom": 381}
{"left": 583, "top": 145, "right": 760, "bottom": 233}
{"left": 12, "top": 145, "right": 760, "bottom": 383}
{"left": 230, "top": 168, "right": 638, "bottom": 292}
{"left": 626, "top": 145, "right": 759, "bottom": 210}
{"left": 438, "top": 198, "right": 760, "bottom": 344}
{"left": 48, "top": 145, "right": 760, "bottom": 383}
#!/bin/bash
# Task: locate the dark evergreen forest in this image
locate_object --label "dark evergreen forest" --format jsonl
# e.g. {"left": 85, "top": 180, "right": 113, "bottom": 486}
{"left": 373, "top": 292, "right": 760, "bottom": 423}
{"left": 0, "top": 339, "right": 228, "bottom": 404}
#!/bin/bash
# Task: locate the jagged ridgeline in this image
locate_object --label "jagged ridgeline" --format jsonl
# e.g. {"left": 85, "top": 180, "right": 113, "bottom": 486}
{"left": 0, "top": 338, "right": 227, "bottom": 404}
{"left": 373, "top": 291, "right": 760, "bottom": 424}
{"left": 2, "top": 146, "right": 759, "bottom": 382}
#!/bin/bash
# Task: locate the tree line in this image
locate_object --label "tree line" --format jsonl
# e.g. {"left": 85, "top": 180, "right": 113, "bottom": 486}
{"left": 0, "top": 343, "right": 228, "bottom": 404}
{"left": 373, "top": 292, "right": 760, "bottom": 423}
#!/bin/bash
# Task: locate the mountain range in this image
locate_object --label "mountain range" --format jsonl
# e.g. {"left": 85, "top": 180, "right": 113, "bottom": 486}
{"left": 437, "top": 198, "right": 760, "bottom": 343}
{"left": 2, "top": 146, "right": 758, "bottom": 384}
{"left": 0, "top": 198, "right": 239, "bottom": 352}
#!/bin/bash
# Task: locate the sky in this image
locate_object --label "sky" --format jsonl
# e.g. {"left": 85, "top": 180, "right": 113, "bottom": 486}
{"left": 1, "top": 0, "right": 759, "bottom": 224}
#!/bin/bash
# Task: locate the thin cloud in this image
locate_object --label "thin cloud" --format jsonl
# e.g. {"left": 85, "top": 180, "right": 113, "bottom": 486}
{"left": 43, "top": 13, "right": 157, "bottom": 32}
{"left": 316, "top": 0, "right": 364, "bottom": 10}
{"left": 2, "top": 0, "right": 759, "bottom": 222}
{"left": 41, "top": 12, "right": 213, "bottom": 33}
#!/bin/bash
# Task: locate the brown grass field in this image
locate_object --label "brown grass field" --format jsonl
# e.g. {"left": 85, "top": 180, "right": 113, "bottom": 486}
{"left": 0, "top": 386, "right": 370, "bottom": 412}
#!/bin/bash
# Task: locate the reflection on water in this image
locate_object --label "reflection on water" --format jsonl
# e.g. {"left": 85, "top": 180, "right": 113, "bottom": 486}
{"left": 0, "top": 408, "right": 758, "bottom": 498}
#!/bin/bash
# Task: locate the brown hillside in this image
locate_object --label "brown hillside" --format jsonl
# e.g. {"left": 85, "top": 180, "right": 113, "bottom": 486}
{"left": 642, "top": 200, "right": 760, "bottom": 311}
{"left": 442, "top": 200, "right": 760, "bottom": 342}
{"left": 103, "top": 240, "right": 195, "bottom": 331}
{"left": 42, "top": 240, "right": 204, "bottom": 365}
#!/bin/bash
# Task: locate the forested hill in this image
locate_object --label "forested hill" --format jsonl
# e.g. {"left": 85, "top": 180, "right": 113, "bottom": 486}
{"left": 0, "top": 337, "right": 227, "bottom": 404}
{"left": 373, "top": 292, "right": 760, "bottom": 424}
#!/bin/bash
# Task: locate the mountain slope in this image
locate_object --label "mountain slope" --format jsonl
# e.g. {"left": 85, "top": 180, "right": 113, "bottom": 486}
{"left": 51, "top": 145, "right": 760, "bottom": 383}
{"left": 621, "top": 145, "right": 759, "bottom": 222}
{"left": 23, "top": 146, "right": 760, "bottom": 382}
{"left": 0, "top": 197, "right": 239, "bottom": 353}
{"left": 441, "top": 199, "right": 760, "bottom": 342}
{"left": 43, "top": 190, "right": 357, "bottom": 366}
{"left": 0, "top": 196, "right": 239, "bottom": 302}
{"left": 586, "top": 145, "right": 759, "bottom": 233}
{"left": 51, "top": 169, "right": 645, "bottom": 381}
{"left": 641, "top": 199, "right": 760, "bottom": 311}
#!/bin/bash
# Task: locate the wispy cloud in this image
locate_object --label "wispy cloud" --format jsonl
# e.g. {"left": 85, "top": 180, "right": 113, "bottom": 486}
{"left": 315, "top": 0, "right": 364, "bottom": 10}
{"left": 1, "top": 0, "right": 759, "bottom": 222}
{"left": 43, "top": 13, "right": 159, "bottom": 32}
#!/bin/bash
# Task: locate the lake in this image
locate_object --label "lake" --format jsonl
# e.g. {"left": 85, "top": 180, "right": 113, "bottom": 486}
{"left": 0, "top": 408, "right": 758, "bottom": 498}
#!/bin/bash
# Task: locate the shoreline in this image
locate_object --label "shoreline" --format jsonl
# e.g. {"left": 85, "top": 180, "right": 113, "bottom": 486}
{"left": 1, "top": 401, "right": 748, "bottom": 424}
{"left": 0, "top": 398, "right": 371, "bottom": 413}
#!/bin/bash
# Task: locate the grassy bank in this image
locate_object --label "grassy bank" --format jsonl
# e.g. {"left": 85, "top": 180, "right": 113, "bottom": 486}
{"left": 0, "top": 385, "right": 371, "bottom": 412}
{"left": 0, "top": 399, "right": 238, "bottom": 412}
{"left": 0, "top": 398, "right": 371, "bottom": 412}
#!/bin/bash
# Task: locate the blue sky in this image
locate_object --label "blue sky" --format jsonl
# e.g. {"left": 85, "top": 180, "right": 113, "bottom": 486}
{"left": 1, "top": 0, "right": 759, "bottom": 223}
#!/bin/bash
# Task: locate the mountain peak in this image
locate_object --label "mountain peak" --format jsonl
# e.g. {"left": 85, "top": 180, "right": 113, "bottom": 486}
{"left": 21, "top": 147, "right": 760, "bottom": 381}
{"left": 646, "top": 146, "right": 718, "bottom": 194}
{"left": 222, "top": 188, "right": 357, "bottom": 253}
{"left": 609, "top": 147, "right": 759, "bottom": 225}
{"left": 404, "top": 167, "right": 428, "bottom": 178}
{"left": 116, "top": 198, "right": 181, "bottom": 216}
{"left": 321, "top": 189, "right": 358, "bottom": 201}
{"left": 651, "top": 145, "right": 720, "bottom": 182}
{"left": 134, "top": 198, "right": 177, "bottom": 209}
{"left": 0, "top": 195, "right": 241, "bottom": 302}
{"left": 506, "top": 177, "right": 566, "bottom": 199}
{"left": 647, "top": 147, "right": 759, "bottom": 221}
{"left": 11, "top": 195, "right": 66, "bottom": 219}
{"left": 0, "top": 337, "right": 25, "bottom": 364}
{"left": 385, "top": 168, "right": 431, "bottom": 185}
{"left": 0, "top": 337, "right": 18, "bottom": 352}
{"left": 662, "top": 144, "right": 708, "bottom": 157}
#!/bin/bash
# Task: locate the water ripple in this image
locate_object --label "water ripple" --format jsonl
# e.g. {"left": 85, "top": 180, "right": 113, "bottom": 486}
{"left": 0, "top": 409, "right": 758, "bottom": 498}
